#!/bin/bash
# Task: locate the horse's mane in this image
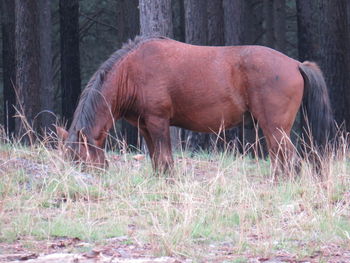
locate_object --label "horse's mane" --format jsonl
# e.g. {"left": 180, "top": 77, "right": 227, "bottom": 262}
{"left": 69, "top": 35, "right": 166, "bottom": 135}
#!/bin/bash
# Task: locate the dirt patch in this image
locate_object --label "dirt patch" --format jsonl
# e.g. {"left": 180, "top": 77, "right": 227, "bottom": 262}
{"left": 0, "top": 237, "right": 185, "bottom": 262}
{"left": 1, "top": 238, "right": 350, "bottom": 262}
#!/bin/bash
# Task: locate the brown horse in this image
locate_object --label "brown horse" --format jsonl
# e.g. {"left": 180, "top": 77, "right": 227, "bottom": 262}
{"left": 57, "top": 36, "right": 334, "bottom": 175}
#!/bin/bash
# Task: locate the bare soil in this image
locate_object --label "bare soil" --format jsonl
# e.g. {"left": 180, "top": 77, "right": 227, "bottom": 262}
{"left": 1, "top": 237, "right": 350, "bottom": 262}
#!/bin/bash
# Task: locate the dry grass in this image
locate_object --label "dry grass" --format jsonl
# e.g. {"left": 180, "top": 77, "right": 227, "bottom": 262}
{"left": 0, "top": 129, "right": 350, "bottom": 261}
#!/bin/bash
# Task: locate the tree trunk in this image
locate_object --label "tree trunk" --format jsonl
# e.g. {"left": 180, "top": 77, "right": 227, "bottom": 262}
{"left": 139, "top": 0, "right": 181, "bottom": 149}
{"left": 183, "top": 0, "right": 209, "bottom": 150}
{"left": 249, "top": 0, "right": 264, "bottom": 45}
{"left": 38, "top": 0, "right": 54, "bottom": 132}
{"left": 116, "top": 0, "right": 139, "bottom": 43}
{"left": 223, "top": 0, "right": 249, "bottom": 153}
{"left": 139, "top": 0, "right": 173, "bottom": 38}
{"left": 116, "top": 0, "right": 140, "bottom": 150}
{"left": 223, "top": 0, "right": 249, "bottom": 45}
{"left": 317, "top": 0, "right": 350, "bottom": 129}
{"left": 60, "top": 0, "right": 81, "bottom": 125}
{"left": 205, "top": 0, "right": 227, "bottom": 150}
{"left": 15, "top": 0, "right": 41, "bottom": 138}
{"left": 184, "top": 0, "right": 207, "bottom": 45}
{"left": 273, "top": 0, "right": 286, "bottom": 52}
{"left": 296, "top": 0, "right": 321, "bottom": 62}
{"left": 263, "top": 0, "right": 274, "bottom": 47}
{"left": 207, "top": 0, "right": 224, "bottom": 46}
{"left": 1, "top": 0, "right": 16, "bottom": 134}
{"left": 297, "top": 0, "right": 320, "bottom": 149}
{"left": 172, "top": 0, "right": 185, "bottom": 42}
{"left": 223, "top": 0, "right": 267, "bottom": 157}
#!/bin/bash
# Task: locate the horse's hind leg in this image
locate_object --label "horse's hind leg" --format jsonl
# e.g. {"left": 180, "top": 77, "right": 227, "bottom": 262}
{"left": 144, "top": 115, "right": 174, "bottom": 174}
{"left": 252, "top": 103, "right": 300, "bottom": 179}
{"left": 262, "top": 128, "right": 297, "bottom": 179}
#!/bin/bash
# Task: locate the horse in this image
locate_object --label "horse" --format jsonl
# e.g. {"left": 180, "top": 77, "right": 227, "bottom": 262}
{"left": 56, "top": 36, "right": 334, "bottom": 176}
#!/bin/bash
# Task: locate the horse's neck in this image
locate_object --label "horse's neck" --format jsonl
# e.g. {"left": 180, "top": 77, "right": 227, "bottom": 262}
{"left": 113, "top": 69, "right": 137, "bottom": 119}
{"left": 88, "top": 69, "right": 136, "bottom": 146}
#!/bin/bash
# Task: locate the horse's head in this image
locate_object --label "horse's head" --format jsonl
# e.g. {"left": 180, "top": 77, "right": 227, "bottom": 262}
{"left": 56, "top": 126, "right": 108, "bottom": 168}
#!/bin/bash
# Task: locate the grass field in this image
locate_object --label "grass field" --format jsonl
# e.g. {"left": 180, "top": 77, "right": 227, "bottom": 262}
{"left": 0, "top": 132, "right": 350, "bottom": 262}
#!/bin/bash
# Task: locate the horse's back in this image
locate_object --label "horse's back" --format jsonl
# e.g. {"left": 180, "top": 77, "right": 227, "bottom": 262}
{"left": 125, "top": 38, "right": 304, "bottom": 132}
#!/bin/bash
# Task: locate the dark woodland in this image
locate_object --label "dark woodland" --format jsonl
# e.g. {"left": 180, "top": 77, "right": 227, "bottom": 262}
{"left": 1, "top": 0, "right": 350, "bottom": 152}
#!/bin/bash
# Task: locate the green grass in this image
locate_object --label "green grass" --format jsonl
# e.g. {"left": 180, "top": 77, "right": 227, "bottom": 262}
{"left": 0, "top": 137, "right": 350, "bottom": 261}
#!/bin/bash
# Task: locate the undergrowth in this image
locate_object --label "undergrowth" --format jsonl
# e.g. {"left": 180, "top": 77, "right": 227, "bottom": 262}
{"left": 0, "top": 131, "right": 350, "bottom": 261}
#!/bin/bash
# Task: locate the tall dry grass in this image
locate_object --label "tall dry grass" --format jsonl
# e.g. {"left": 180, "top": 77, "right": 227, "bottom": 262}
{"left": 0, "top": 123, "right": 349, "bottom": 261}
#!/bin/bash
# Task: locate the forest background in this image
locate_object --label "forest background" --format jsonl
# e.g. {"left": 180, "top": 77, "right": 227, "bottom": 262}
{"left": 2, "top": 1, "right": 350, "bottom": 261}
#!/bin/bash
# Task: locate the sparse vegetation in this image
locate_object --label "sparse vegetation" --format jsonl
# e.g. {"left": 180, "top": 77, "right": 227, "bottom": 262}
{"left": 0, "top": 130, "right": 349, "bottom": 262}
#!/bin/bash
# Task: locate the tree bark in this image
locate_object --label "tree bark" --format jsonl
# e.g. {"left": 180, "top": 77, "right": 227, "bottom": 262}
{"left": 296, "top": 0, "right": 321, "bottom": 62}
{"left": 273, "top": 0, "right": 286, "bottom": 52}
{"left": 249, "top": 0, "right": 264, "bottom": 45}
{"left": 139, "top": 0, "right": 181, "bottom": 149}
{"left": 223, "top": 0, "right": 249, "bottom": 45}
{"left": 172, "top": 0, "right": 185, "bottom": 42}
{"left": 317, "top": 0, "right": 350, "bottom": 129}
{"left": 224, "top": 0, "right": 264, "bottom": 46}
{"left": 116, "top": 0, "right": 139, "bottom": 43}
{"left": 223, "top": 0, "right": 267, "bottom": 156}
{"left": 116, "top": 0, "right": 140, "bottom": 150}
{"left": 15, "top": 0, "right": 41, "bottom": 138}
{"left": 38, "top": 0, "right": 54, "bottom": 132}
{"left": 1, "top": 0, "right": 16, "bottom": 134}
{"left": 207, "top": 0, "right": 224, "bottom": 46}
{"left": 184, "top": 0, "right": 207, "bottom": 45}
{"left": 139, "top": 0, "right": 173, "bottom": 38}
{"left": 183, "top": 0, "right": 209, "bottom": 150}
{"left": 263, "top": 0, "right": 274, "bottom": 47}
{"left": 60, "top": 0, "right": 81, "bottom": 125}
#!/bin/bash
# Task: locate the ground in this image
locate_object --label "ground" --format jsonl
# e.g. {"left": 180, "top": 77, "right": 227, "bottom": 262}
{"left": 1, "top": 141, "right": 350, "bottom": 262}
{"left": 1, "top": 237, "right": 350, "bottom": 262}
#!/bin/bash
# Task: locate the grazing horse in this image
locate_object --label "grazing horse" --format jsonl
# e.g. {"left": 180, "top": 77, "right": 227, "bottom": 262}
{"left": 57, "top": 36, "right": 334, "bottom": 175}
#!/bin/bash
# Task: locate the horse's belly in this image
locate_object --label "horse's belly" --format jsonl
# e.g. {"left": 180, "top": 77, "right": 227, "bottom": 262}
{"left": 171, "top": 105, "right": 245, "bottom": 133}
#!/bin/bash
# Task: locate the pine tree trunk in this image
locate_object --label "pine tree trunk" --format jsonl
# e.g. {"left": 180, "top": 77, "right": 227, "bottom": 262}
{"left": 297, "top": 0, "right": 320, "bottom": 147}
{"left": 263, "top": 0, "right": 274, "bottom": 47}
{"left": 60, "top": 0, "right": 81, "bottom": 125}
{"left": 1, "top": 0, "right": 16, "bottom": 134}
{"left": 296, "top": 0, "right": 321, "bottom": 62}
{"left": 249, "top": 0, "right": 264, "bottom": 45}
{"left": 172, "top": 0, "right": 185, "bottom": 42}
{"left": 15, "top": 0, "right": 41, "bottom": 138}
{"left": 184, "top": 0, "right": 207, "bottom": 45}
{"left": 139, "top": 0, "right": 181, "bottom": 149}
{"left": 183, "top": 0, "right": 210, "bottom": 150}
{"left": 223, "top": 0, "right": 267, "bottom": 157}
{"left": 205, "top": 0, "right": 227, "bottom": 150}
{"left": 116, "top": 0, "right": 139, "bottom": 43}
{"left": 273, "top": 0, "right": 286, "bottom": 52}
{"left": 116, "top": 0, "right": 140, "bottom": 150}
{"left": 207, "top": 0, "right": 224, "bottom": 46}
{"left": 317, "top": 0, "right": 350, "bottom": 129}
{"left": 223, "top": 0, "right": 249, "bottom": 153}
{"left": 139, "top": 0, "right": 173, "bottom": 38}
{"left": 223, "top": 0, "right": 248, "bottom": 45}
{"left": 38, "top": 0, "right": 54, "bottom": 132}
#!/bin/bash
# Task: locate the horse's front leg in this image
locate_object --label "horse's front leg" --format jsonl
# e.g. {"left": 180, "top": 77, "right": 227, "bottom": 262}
{"left": 140, "top": 128, "right": 155, "bottom": 159}
{"left": 144, "top": 116, "right": 174, "bottom": 174}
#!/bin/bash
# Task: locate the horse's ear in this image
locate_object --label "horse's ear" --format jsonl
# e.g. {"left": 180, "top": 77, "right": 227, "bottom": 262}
{"left": 55, "top": 125, "right": 68, "bottom": 141}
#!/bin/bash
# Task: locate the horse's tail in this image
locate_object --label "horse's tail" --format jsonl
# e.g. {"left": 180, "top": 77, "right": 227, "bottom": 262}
{"left": 299, "top": 61, "right": 335, "bottom": 153}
